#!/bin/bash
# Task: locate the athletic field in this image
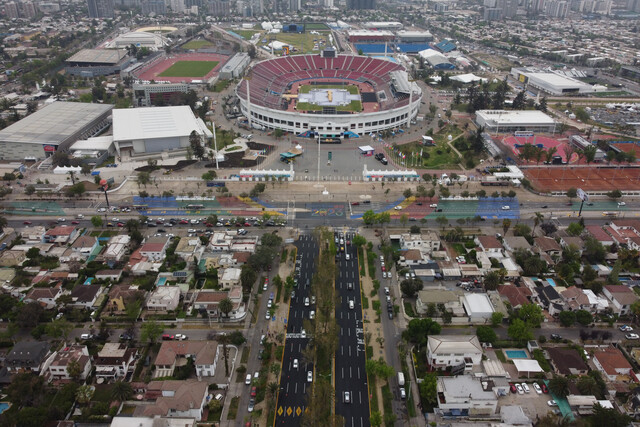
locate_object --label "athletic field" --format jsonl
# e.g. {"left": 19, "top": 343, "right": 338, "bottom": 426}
{"left": 158, "top": 60, "right": 219, "bottom": 77}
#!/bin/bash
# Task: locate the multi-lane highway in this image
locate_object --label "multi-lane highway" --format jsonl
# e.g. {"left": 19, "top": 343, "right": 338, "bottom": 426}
{"left": 275, "top": 234, "right": 317, "bottom": 426}
{"left": 335, "top": 231, "right": 370, "bottom": 427}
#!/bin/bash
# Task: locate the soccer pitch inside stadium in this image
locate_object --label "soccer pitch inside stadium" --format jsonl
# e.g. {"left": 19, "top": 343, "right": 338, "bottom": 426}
{"left": 296, "top": 85, "right": 362, "bottom": 112}
{"left": 158, "top": 60, "right": 219, "bottom": 77}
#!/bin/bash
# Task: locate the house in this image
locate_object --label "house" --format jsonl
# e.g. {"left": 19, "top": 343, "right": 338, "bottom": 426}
{"left": 20, "top": 226, "right": 46, "bottom": 243}
{"left": 534, "top": 237, "right": 562, "bottom": 257}
{"left": 502, "top": 236, "right": 532, "bottom": 253}
{"left": 95, "top": 269, "right": 123, "bottom": 282}
{"left": 498, "top": 284, "right": 532, "bottom": 309}
{"left": 592, "top": 346, "right": 634, "bottom": 382}
{"left": 398, "top": 231, "right": 441, "bottom": 252}
{"left": 0, "top": 250, "right": 26, "bottom": 267}
{"left": 6, "top": 341, "right": 50, "bottom": 373}
{"left": 547, "top": 347, "right": 588, "bottom": 375}
{"left": 153, "top": 341, "right": 218, "bottom": 378}
{"left": 208, "top": 232, "right": 258, "bottom": 252}
{"left": 416, "top": 289, "right": 465, "bottom": 316}
{"left": 435, "top": 375, "right": 499, "bottom": 416}
{"left": 43, "top": 226, "right": 77, "bottom": 244}
{"left": 147, "top": 287, "right": 181, "bottom": 311}
{"left": 139, "top": 236, "right": 170, "bottom": 262}
{"left": 535, "top": 285, "right": 563, "bottom": 314}
{"left": 141, "top": 380, "right": 209, "bottom": 421}
{"left": 47, "top": 345, "right": 91, "bottom": 381}
{"left": 193, "top": 286, "right": 245, "bottom": 319}
{"left": 559, "top": 236, "right": 584, "bottom": 254}
{"left": 603, "top": 285, "right": 638, "bottom": 315}
{"left": 561, "top": 286, "right": 592, "bottom": 312}
{"left": 94, "top": 343, "right": 138, "bottom": 380}
{"left": 69, "top": 284, "right": 102, "bottom": 309}
{"left": 232, "top": 252, "right": 251, "bottom": 265}
{"left": 427, "top": 335, "right": 483, "bottom": 370}
{"left": 107, "top": 284, "right": 142, "bottom": 314}
{"left": 103, "top": 234, "right": 131, "bottom": 263}
{"left": 218, "top": 267, "right": 241, "bottom": 288}
{"left": 70, "top": 236, "right": 98, "bottom": 257}
{"left": 24, "top": 284, "right": 63, "bottom": 309}
{"left": 399, "top": 249, "right": 425, "bottom": 266}
{"left": 585, "top": 225, "right": 617, "bottom": 246}
{"left": 475, "top": 235, "right": 503, "bottom": 256}
{"left": 174, "top": 237, "right": 202, "bottom": 260}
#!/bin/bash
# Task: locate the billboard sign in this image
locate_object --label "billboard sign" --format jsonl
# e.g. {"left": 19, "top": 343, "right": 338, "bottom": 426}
{"left": 577, "top": 188, "right": 589, "bottom": 202}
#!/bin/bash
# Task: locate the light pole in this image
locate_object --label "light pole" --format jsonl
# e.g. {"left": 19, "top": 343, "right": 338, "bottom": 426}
{"left": 209, "top": 121, "right": 219, "bottom": 170}
{"left": 316, "top": 132, "right": 321, "bottom": 182}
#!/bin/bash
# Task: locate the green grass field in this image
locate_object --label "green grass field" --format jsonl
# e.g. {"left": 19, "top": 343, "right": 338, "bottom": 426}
{"left": 264, "top": 32, "right": 330, "bottom": 55}
{"left": 304, "top": 23, "right": 330, "bottom": 31}
{"left": 235, "top": 30, "right": 261, "bottom": 40}
{"left": 158, "top": 60, "right": 219, "bottom": 77}
{"left": 181, "top": 40, "right": 213, "bottom": 50}
{"left": 298, "top": 84, "right": 359, "bottom": 95}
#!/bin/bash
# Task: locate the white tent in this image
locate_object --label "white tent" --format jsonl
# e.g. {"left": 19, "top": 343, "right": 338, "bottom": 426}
{"left": 53, "top": 166, "right": 82, "bottom": 175}
{"left": 513, "top": 359, "right": 544, "bottom": 378}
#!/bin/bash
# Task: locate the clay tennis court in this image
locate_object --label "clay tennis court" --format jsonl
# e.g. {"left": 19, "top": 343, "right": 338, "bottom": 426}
{"left": 134, "top": 53, "right": 228, "bottom": 83}
{"left": 502, "top": 135, "right": 575, "bottom": 163}
{"left": 525, "top": 166, "right": 640, "bottom": 191}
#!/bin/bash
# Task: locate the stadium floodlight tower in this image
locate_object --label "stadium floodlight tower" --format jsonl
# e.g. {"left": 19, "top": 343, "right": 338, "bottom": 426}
{"left": 407, "top": 78, "right": 416, "bottom": 129}
{"left": 244, "top": 76, "right": 252, "bottom": 130}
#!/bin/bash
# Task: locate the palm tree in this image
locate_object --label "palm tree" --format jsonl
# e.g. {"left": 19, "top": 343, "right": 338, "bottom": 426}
{"left": 545, "top": 146, "right": 558, "bottom": 165}
{"left": 267, "top": 381, "right": 279, "bottom": 402}
{"left": 548, "top": 375, "right": 570, "bottom": 398}
{"left": 219, "top": 298, "right": 233, "bottom": 319}
{"left": 533, "top": 212, "right": 543, "bottom": 235}
{"left": 111, "top": 380, "right": 133, "bottom": 402}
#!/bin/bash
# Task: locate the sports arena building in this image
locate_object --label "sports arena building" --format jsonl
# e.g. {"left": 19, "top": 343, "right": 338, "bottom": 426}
{"left": 510, "top": 67, "right": 594, "bottom": 95}
{"left": 236, "top": 51, "right": 422, "bottom": 137}
{"left": 475, "top": 110, "right": 557, "bottom": 134}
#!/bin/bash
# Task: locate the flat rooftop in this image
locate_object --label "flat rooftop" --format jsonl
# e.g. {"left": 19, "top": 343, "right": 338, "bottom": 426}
{"left": 67, "top": 48, "right": 127, "bottom": 65}
{"left": 476, "top": 110, "right": 556, "bottom": 125}
{"left": 112, "top": 106, "right": 212, "bottom": 141}
{"left": 0, "top": 101, "right": 113, "bottom": 146}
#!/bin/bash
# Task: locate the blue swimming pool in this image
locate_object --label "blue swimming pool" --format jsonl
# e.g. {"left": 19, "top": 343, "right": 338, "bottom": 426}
{"left": 84, "top": 277, "right": 94, "bottom": 285}
{"left": 505, "top": 350, "right": 528, "bottom": 359}
{"left": 547, "top": 278, "right": 557, "bottom": 287}
{"left": 157, "top": 277, "right": 167, "bottom": 286}
{"left": 0, "top": 402, "right": 11, "bottom": 414}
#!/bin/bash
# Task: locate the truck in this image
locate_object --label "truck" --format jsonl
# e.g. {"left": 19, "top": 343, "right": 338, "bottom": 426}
{"left": 397, "top": 372, "right": 405, "bottom": 387}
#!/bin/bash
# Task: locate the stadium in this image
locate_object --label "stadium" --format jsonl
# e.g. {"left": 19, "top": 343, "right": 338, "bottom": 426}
{"left": 235, "top": 50, "right": 422, "bottom": 138}
{"left": 133, "top": 52, "right": 228, "bottom": 84}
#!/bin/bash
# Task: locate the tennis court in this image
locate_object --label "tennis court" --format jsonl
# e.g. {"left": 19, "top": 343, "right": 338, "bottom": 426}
{"left": 502, "top": 135, "right": 574, "bottom": 163}
{"left": 525, "top": 166, "right": 640, "bottom": 191}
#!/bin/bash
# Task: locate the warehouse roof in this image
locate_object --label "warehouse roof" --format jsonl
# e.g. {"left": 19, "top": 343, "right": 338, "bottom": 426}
{"left": 112, "top": 106, "right": 212, "bottom": 141}
{"left": 67, "top": 49, "right": 127, "bottom": 65}
{"left": 476, "top": 110, "right": 556, "bottom": 125}
{"left": 0, "top": 101, "right": 113, "bottom": 146}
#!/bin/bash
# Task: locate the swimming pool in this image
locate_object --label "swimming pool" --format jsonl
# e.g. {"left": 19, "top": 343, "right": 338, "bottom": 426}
{"left": 157, "top": 277, "right": 167, "bottom": 286}
{"left": 505, "top": 350, "right": 528, "bottom": 359}
{"left": 0, "top": 402, "right": 11, "bottom": 414}
{"left": 84, "top": 277, "right": 94, "bottom": 285}
{"left": 547, "top": 278, "right": 557, "bottom": 287}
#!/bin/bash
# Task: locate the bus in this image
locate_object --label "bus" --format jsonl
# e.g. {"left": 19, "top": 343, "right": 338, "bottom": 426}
{"left": 186, "top": 204, "right": 204, "bottom": 209}
{"left": 206, "top": 181, "right": 225, "bottom": 187}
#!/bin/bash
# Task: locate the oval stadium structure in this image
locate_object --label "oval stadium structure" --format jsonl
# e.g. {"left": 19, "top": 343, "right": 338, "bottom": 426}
{"left": 236, "top": 52, "right": 422, "bottom": 138}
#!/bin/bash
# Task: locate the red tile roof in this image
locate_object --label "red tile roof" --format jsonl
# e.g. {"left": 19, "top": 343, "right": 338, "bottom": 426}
{"left": 593, "top": 346, "right": 633, "bottom": 376}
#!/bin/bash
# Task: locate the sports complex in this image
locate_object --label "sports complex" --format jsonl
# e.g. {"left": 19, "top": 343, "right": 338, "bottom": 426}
{"left": 133, "top": 52, "right": 228, "bottom": 83}
{"left": 235, "top": 51, "right": 422, "bottom": 137}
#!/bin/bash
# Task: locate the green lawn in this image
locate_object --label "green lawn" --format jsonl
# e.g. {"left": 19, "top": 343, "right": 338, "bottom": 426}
{"left": 304, "top": 23, "right": 330, "bottom": 31}
{"left": 158, "top": 60, "right": 219, "bottom": 77}
{"left": 236, "top": 30, "right": 261, "bottom": 40}
{"left": 182, "top": 39, "right": 213, "bottom": 50}
{"left": 299, "top": 84, "right": 359, "bottom": 95}
{"left": 212, "top": 79, "right": 231, "bottom": 92}
{"left": 264, "top": 32, "right": 330, "bottom": 54}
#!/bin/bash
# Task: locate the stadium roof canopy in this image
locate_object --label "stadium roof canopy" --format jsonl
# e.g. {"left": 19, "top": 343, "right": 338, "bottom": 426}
{"left": 0, "top": 101, "right": 113, "bottom": 146}
{"left": 112, "top": 106, "right": 212, "bottom": 141}
{"left": 435, "top": 40, "right": 457, "bottom": 53}
{"left": 67, "top": 49, "right": 127, "bottom": 65}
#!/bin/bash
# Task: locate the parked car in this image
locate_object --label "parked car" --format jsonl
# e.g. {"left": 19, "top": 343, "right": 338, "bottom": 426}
{"left": 550, "top": 334, "right": 562, "bottom": 340}
{"left": 521, "top": 383, "right": 530, "bottom": 393}
{"left": 547, "top": 400, "right": 557, "bottom": 407}
{"left": 541, "top": 383, "right": 549, "bottom": 394}
{"left": 515, "top": 384, "right": 524, "bottom": 394}
{"left": 620, "top": 325, "right": 633, "bottom": 332}
{"left": 626, "top": 333, "right": 640, "bottom": 340}
{"left": 307, "top": 371, "right": 313, "bottom": 382}
{"left": 533, "top": 383, "right": 542, "bottom": 394}
{"left": 510, "top": 383, "right": 517, "bottom": 393}
{"left": 175, "top": 334, "right": 187, "bottom": 341}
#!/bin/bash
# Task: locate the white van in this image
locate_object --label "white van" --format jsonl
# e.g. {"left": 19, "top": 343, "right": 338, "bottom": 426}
{"left": 76, "top": 214, "right": 84, "bottom": 219}
{"left": 397, "top": 372, "right": 405, "bottom": 386}
{"left": 400, "top": 388, "right": 406, "bottom": 399}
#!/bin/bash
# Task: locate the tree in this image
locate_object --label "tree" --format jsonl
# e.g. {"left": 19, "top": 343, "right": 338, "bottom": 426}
{"left": 46, "top": 318, "right": 72, "bottom": 341}
{"left": 548, "top": 375, "right": 570, "bottom": 398}
{"left": 559, "top": 310, "right": 576, "bottom": 327}
{"left": 16, "top": 302, "right": 43, "bottom": 328}
{"left": 137, "top": 171, "right": 151, "bottom": 187}
{"left": 512, "top": 90, "right": 526, "bottom": 110}
{"left": 66, "top": 359, "right": 83, "bottom": 382}
{"left": 584, "top": 236, "right": 606, "bottom": 263}
{"left": 567, "top": 222, "right": 584, "bottom": 236}
{"left": 590, "top": 402, "right": 631, "bottom": 427}
{"left": 435, "top": 215, "right": 448, "bottom": 229}
{"left": 566, "top": 187, "right": 577, "bottom": 201}
{"left": 575, "top": 309, "right": 593, "bottom": 326}
{"left": 491, "top": 312, "right": 504, "bottom": 327}
{"left": 402, "top": 318, "right": 441, "bottom": 348}
{"left": 502, "top": 218, "right": 512, "bottom": 235}
{"left": 240, "top": 264, "right": 258, "bottom": 292}
{"left": 577, "top": 376, "right": 599, "bottom": 397}
{"left": 513, "top": 223, "right": 532, "bottom": 239}
{"left": 507, "top": 319, "right": 533, "bottom": 343}
{"left": 76, "top": 384, "right": 95, "bottom": 404}
{"left": 483, "top": 271, "right": 501, "bottom": 290}
{"left": 476, "top": 325, "right": 497, "bottom": 344}
{"left": 219, "top": 297, "right": 233, "bottom": 318}
{"left": 352, "top": 235, "right": 367, "bottom": 247}
{"left": 607, "top": 189, "right": 622, "bottom": 200}
{"left": 517, "top": 303, "right": 544, "bottom": 328}
{"left": 403, "top": 188, "right": 413, "bottom": 198}
{"left": 418, "top": 372, "right": 438, "bottom": 410}
{"left": 24, "top": 184, "right": 35, "bottom": 195}
{"left": 362, "top": 210, "right": 376, "bottom": 226}
{"left": 90, "top": 215, "right": 103, "bottom": 228}
{"left": 111, "top": 380, "right": 133, "bottom": 402}
{"left": 538, "top": 96, "right": 548, "bottom": 112}
{"left": 140, "top": 320, "right": 163, "bottom": 344}
{"left": 400, "top": 278, "right": 423, "bottom": 298}
{"left": 65, "top": 182, "right": 85, "bottom": 197}
{"left": 399, "top": 213, "right": 409, "bottom": 227}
